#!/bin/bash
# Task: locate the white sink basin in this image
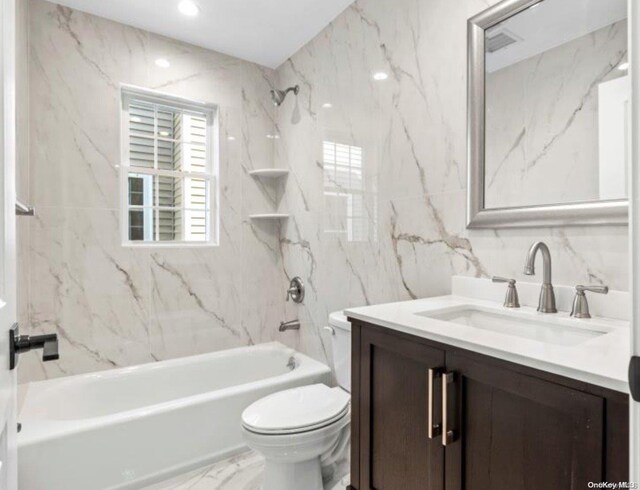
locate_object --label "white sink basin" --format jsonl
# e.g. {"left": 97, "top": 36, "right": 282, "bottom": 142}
{"left": 416, "top": 306, "right": 610, "bottom": 346}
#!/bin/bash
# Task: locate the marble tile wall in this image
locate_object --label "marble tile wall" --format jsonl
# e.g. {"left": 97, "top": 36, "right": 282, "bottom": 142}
{"left": 485, "top": 20, "right": 628, "bottom": 208}
{"left": 18, "top": 0, "right": 630, "bottom": 382}
{"left": 275, "top": 0, "right": 629, "bottom": 364}
{"left": 18, "top": 0, "right": 289, "bottom": 382}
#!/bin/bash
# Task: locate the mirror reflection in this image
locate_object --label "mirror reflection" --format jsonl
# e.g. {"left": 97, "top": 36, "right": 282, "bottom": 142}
{"left": 484, "top": 0, "right": 628, "bottom": 209}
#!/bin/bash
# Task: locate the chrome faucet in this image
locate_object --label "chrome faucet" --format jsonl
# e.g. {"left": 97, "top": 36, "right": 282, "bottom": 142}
{"left": 279, "top": 319, "right": 301, "bottom": 332}
{"left": 523, "top": 241, "right": 557, "bottom": 313}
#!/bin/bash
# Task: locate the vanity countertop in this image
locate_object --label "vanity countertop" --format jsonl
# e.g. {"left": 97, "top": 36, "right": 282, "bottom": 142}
{"left": 344, "top": 277, "right": 630, "bottom": 394}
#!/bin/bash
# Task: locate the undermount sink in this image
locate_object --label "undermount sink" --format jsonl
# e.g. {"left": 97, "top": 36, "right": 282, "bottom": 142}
{"left": 416, "top": 306, "right": 610, "bottom": 347}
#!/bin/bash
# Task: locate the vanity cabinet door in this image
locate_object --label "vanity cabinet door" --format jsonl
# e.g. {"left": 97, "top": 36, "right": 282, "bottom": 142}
{"left": 444, "top": 352, "right": 604, "bottom": 490}
{"left": 357, "top": 326, "right": 446, "bottom": 490}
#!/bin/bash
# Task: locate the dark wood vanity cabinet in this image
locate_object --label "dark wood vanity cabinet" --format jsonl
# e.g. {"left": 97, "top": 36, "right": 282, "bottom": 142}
{"left": 349, "top": 320, "right": 629, "bottom": 490}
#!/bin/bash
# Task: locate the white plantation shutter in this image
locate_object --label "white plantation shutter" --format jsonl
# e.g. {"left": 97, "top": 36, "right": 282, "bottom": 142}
{"left": 323, "top": 140, "right": 376, "bottom": 242}
{"left": 122, "top": 89, "right": 216, "bottom": 244}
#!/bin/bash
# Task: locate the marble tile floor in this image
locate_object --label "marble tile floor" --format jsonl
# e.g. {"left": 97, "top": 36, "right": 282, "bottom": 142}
{"left": 144, "top": 450, "right": 350, "bottom": 490}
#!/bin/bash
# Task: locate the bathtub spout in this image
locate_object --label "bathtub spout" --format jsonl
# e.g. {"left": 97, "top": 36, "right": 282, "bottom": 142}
{"left": 279, "top": 320, "right": 300, "bottom": 332}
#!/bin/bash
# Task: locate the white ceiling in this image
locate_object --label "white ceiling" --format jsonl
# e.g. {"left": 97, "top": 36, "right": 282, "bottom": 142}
{"left": 46, "top": 0, "right": 355, "bottom": 68}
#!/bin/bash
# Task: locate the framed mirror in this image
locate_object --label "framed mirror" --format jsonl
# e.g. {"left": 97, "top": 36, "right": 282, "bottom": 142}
{"left": 467, "top": 0, "right": 629, "bottom": 228}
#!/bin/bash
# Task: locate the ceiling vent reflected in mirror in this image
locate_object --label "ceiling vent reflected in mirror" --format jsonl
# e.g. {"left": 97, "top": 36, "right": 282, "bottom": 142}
{"left": 486, "top": 30, "right": 520, "bottom": 53}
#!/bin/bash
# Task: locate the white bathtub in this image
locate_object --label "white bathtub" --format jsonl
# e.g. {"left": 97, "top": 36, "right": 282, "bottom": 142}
{"left": 17, "top": 342, "right": 331, "bottom": 490}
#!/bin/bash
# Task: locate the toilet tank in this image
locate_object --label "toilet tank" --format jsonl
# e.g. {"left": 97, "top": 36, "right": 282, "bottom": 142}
{"left": 329, "top": 311, "right": 352, "bottom": 393}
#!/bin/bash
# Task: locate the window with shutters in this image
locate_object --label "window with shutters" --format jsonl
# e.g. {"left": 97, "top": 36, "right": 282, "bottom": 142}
{"left": 120, "top": 87, "right": 218, "bottom": 245}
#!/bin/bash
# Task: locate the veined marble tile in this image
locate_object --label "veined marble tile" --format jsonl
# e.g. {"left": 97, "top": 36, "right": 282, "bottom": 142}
{"left": 20, "top": 0, "right": 629, "bottom": 389}
{"left": 143, "top": 450, "right": 350, "bottom": 490}
{"left": 271, "top": 0, "right": 629, "bottom": 376}
{"left": 143, "top": 451, "right": 264, "bottom": 490}
{"left": 20, "top": 0, "right": 284, "bottom": 383}
{"left": 20, "top": 207, "right": 155, "bottom": 382}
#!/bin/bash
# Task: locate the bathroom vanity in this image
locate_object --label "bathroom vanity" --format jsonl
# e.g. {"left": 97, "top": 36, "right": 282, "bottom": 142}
{"left": 345, "top": 278, "right": 630, "bottom": 490}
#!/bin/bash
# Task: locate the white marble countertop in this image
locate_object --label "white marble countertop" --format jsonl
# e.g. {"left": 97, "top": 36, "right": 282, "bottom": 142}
{"left": 344, "top": 277, "right": 631, "bottom": 394}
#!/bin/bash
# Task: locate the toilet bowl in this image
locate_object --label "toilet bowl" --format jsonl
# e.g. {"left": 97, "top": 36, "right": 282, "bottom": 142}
{"left": 242, "top": 384, "right": 350, "bottom": 490}
{"left": 241, "top": 311, "right": 352, "bottom": 490}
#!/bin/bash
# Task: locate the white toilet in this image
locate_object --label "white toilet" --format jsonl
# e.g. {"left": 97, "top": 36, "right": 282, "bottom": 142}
{"left": 241, "top": 311, "right": 351, "bottom": 490}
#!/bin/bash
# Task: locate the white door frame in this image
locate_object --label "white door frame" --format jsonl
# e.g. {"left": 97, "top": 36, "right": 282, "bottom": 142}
{"left": 630, "top": 0, "right": 640, "bottom": 484}
{"left": 0, "top": 0, "right": 18, "bottom": 487}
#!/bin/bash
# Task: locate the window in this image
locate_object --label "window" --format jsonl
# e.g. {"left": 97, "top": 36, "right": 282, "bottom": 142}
{"left": 323, "top": 140, "right": 377, "bottom": 242}
{"left": 120, "top": 87, "right": 218, "bottom": 245}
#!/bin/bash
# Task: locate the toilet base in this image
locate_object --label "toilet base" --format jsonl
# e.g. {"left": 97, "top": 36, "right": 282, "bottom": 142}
{"left": 263, "top": 457, "right": 323, "bottom": 490}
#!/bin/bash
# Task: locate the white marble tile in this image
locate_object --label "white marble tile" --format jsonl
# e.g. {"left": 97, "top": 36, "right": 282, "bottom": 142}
{"left": 271, "top": 0, "right": 629, "bottom": 373}
{"left": 143, "top": 450, "right": 350, "bottom": 490}
{"left": 19, "top": 0, "right": 629, "bottom": 388}
{"left": 143, "top": 451, "right": 264, "bottom": 490}
{"left": 20, "top": 0, "right": 286, "bottom": 382}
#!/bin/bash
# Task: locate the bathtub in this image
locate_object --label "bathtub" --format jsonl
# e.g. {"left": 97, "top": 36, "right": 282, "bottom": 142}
{"left": 17, "top": 342, "right": 331, "bottom": 490}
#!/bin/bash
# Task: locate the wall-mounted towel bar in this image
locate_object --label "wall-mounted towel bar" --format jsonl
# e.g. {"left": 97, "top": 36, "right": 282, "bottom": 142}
{"left": 15, "top": 200, "right": 34, "bottom": 216}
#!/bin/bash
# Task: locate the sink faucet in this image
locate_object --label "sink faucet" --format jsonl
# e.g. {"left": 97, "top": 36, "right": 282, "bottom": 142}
{"left": 523, "top": 241, "right": 557, "bottom": 313}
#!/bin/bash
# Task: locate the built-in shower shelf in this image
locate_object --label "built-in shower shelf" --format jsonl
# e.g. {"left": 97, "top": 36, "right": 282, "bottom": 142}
{"left": 249, "top": 213, "right": 290, "bottom": 220}
{"left": 248, "top": 169, "right": 289, "bottom": 179}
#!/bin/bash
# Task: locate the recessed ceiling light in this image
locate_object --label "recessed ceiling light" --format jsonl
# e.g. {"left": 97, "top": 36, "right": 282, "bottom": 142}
{"left": 155, "top": 58, "right": 170, "bottom": 68}
{"left": 227, "top": 136, "right": 236, "bottom": 141}
{"left": 373, "top": 71, "right": 389, "bottom": 81}
{"left": 178, "top": 0, "right": 200, "bottom": 16}
{"left": 618, "top": 62, "right": 629, "bottom": 71}
{"left": 322, "top": 103, "right": 333, "bottom": 109}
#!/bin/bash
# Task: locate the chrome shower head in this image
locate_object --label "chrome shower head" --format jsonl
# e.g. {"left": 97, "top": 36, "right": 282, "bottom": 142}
{"left": 270, "top": 85, "right": 299, "bottom": 106}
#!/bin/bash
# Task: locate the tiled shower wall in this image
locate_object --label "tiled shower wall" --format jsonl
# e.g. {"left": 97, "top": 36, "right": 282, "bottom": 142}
{"left": 18, "top": 0, "right": 288, "bottom": 382}
{"left": 276, "top": 0, "right": 629, "bottom": 362}
{"left": 18, "top": 0, "right": 630, "bottom": 382}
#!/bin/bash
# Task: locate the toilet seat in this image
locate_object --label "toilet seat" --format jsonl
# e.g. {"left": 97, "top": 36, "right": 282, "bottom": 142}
{"left": 242, "top": 384, "right": 350, "bottom": 435}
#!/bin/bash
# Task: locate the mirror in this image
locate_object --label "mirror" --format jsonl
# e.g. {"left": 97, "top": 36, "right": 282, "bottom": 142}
{"left": 468, "top": 0, "right": 629, "bottom": 228}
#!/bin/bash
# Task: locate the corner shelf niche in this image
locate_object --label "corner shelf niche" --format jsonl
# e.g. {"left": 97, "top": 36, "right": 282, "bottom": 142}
{"left": 248, "top": 168, "right": 289, "bottom": 220}
{"left": 248, "top": 169, "right": 289, "bottom": 179}
{"left": 249, "top": 213, "right": 290, "bottom": 220}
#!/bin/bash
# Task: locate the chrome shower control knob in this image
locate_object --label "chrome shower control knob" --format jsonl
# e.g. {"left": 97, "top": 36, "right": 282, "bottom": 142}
{"left": 286, "top": 277, "right": 305, "bottom": 304}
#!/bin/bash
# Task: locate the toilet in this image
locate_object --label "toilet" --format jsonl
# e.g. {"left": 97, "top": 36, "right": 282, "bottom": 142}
{"left": 241, "top": 311, "right": 351, "bottom": 490}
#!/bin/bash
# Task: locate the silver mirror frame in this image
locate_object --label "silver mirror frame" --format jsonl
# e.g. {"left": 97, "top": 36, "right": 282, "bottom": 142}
{"left": 467, "top": 0, "right": 629, "bottom": 229}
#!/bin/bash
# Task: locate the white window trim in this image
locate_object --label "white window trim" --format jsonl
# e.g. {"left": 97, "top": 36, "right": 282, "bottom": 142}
{"left": 119, "top": 84, "right": 220, "bottom": 247}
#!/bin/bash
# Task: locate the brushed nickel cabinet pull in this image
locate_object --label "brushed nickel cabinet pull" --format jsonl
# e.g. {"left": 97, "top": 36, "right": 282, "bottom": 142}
{"left": 427, "top": 368, "right": 442, "bottom": 439}
{"left": 442, "top": 371, "right": 456, "bottom": 446}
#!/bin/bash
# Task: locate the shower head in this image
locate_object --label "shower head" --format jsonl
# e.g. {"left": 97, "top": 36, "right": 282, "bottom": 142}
{"left": 270, "top": 85, "right": 299, "bottom": 106}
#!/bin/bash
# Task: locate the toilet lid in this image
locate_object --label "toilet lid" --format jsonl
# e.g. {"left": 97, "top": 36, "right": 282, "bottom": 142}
{"left": 242, "top": 384, "right": 350, "bottom": 434}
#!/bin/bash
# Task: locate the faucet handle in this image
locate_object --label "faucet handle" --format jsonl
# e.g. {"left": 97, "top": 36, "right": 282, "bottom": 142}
{"left": 492, "top": 276, "right": 516, "bottom": 285}
{"left": 575, "top": 285, "right": 609, "bottom": 295}
{"left": 571, "top": 285, "right": 608, "bottom": 319}
{"left": 492, "top": 276, "right": 520, "bottom": 308}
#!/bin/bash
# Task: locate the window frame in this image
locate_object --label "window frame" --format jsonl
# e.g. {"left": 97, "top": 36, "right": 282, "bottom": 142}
{"left": 119, "top": 85, "right": 220, "bottom": 247}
